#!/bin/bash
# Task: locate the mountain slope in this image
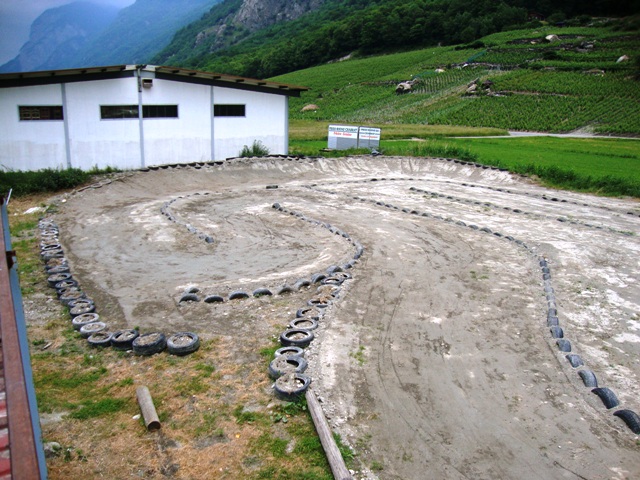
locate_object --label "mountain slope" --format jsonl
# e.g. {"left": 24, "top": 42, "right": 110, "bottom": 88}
{"left": 76, "top": 0, "right": 222, "bottom": 66}
{"left": 272, "top": 23, "right": 640, "bottom": 135}
{"left": 0, "top": 2, "right": 119, "bottom": 73}
{"left": 151, "top": 0, "right": 327, "bottom": 67}
{"left": 153, "top": 0, "right": 640, "bottom": 79}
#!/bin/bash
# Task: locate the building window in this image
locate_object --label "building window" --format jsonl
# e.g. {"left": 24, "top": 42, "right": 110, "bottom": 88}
{"left": 19, "top": 106, "right": 63, "bottom": 121}
{"left": 101, "top": 105, "right": 139, "bottom": 119}
{"left": 143, "top": 105, "right": 178, "bottom": 118}
{"left": 214, "top": 104, "right": 245, "bottom": 117}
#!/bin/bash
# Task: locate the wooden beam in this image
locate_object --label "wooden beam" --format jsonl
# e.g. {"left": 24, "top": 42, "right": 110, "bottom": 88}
{"left": 305, "top": 389, "right": 353, "bottom": 480}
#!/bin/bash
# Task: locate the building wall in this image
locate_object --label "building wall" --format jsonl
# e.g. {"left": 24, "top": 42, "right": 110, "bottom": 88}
{"left": 66, "top": 77, "right": 141, "bottom": 170}
{"left": 0, "top": 84, "right": 66, "bottom": 171}
{"left": 0, "top": 75, "right": 290, "bottom": 172}
{"left": 213, "top": 87, "right": 288, "bottom": 160}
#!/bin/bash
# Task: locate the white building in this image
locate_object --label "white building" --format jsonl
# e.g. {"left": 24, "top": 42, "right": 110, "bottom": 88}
{"left": 0, "top": 65, "right": 307, "bottom": 171}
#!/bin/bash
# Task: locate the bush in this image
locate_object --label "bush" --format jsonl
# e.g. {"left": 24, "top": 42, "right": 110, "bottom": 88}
{"left": 0, "top": 168, "right": 92, "bottom": 197}
{"left": 239, "top": 140, "right": 270, "bottom": 157}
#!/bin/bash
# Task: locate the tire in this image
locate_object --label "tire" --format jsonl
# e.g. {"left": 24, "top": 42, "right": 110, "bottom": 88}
{"left": 321, "top": 276, "right": 344, "bottom": 286}
{"left": 111, "top": 329, "right": 140, "bottom": 350}
{"left": 296, "top": 306, "right": 322, "bottom": 320}
{"left": 565, "top": 354, "right": 584, "bottom": 368}
{"left": 87, "top": 331, "right": 113, "bottom": 348}
{"left": 132, "top": 332, "right": 167, "bottom": 356}
{"left": 204, "top": 295, "right": 225, "bottom": 303}
{"left": 310, "top": 273, "right": 327, "bottom": 284}
{"left": 326, "top": 265, "right": 342, "bottom": 275}
{"left": 290, "top": 318, "right": 318, "bottom": 331}
{"left": 547, "top": 316, "right": 560, "bottom": 327}
{"left": 276, "top": 285, "right": 293, "bottom": 295}
{"left": 47, "top": 272, "right": 72, "bottom": 288}
{"left": 556, "top": 339, "right": 571, "bottom": 352}
{"left": 280, "top": 329, "right": 314, "bottom": 348}
{"left": 46, "top": 264, "right": 70, "bottom": 275}
{"left": 307, "top": 298, "right": 329, "bottom": 308}
{"left": 578, "top": 369, "right": 598, "bottom": 388}
{"left": 55, "top": 279, "right": 78, "bottom": 291}
{"left": 59, "top": 289, "right": 86, "bottom": 306}
{"left": 274, "top": 373, "right": 311, "bottom": 401}
{"left": 79, "top": 321, "right": 107, "bottom": 339}
{"left": 549, "top": 326, "right": 564, "bottom": 338}
{"left": 229, "top": 291, "right": 249, "bottom": 300}
{"left": 179, "top": 293, "right": 200, "bottom": 303}
{"left": 72, "top": 313, "right": 100, "bottom": 331}
{"left": 253, "top": 288, "right": 273, "bottom": 297}
{"left": 613, "top": 409, "right": 640, "bottom": 434}
{"left": 69, "top": 303, "right": 96, "bottom": 318}
{"left": 167, "top": 332, "right": 200, "bottom": 356}
{"left": 268, "top": 355, "right": 308, "bottom": 379}
{"left": 293, "top": 279, "right": 311, "bottom": 290}
{"left": 275, "top": 346, "right": 304, "bottom": 358}
{"left": 67, "top": 298, "right": 94, "bottom": 310}
{"left": 591, "top": 387, "right": 619, "bottom": 409}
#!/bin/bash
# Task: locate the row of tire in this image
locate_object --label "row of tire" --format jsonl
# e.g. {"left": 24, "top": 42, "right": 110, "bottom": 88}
{"left": 174, "top": 201, "right": 364, "bottom": 306}
{"left": 539, "top": 258, "right": 640, "bottom": 434}
{"left": 266, "top": 204, "right": 362, "bottom": 401}
{"left": 310, "top": 183, "right": 640, "bottom": 435}
{"left": 38, "top": 219, "right": 201, "bottom": 356}
{"left": 160, "top": 193, "right": 214, "bottom": 244}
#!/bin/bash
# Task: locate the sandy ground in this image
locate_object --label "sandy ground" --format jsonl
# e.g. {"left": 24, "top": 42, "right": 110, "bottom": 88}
{"left": 54, "top": 156, "right": 640, "bottom": 479}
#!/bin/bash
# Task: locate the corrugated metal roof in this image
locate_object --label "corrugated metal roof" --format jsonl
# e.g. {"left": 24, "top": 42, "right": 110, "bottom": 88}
{"left": 0, "top": 64, "right": 308, "bottom": 96}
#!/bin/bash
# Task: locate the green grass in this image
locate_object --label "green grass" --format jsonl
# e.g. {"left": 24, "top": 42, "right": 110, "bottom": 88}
{"left": 274, "top": 24, "right": 640, "bottom": 135}
{"left": 290, "top": 135, "right": 640, "bottom": 197}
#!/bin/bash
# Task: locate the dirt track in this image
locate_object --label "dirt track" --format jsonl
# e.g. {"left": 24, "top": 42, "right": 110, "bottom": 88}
{"left": 56, "top": 156, "right": 640, "bottom": 479}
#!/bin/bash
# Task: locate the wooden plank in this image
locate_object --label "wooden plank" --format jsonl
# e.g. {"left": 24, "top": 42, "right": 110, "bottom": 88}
{"left": 305, "top": 389, "right": 353, "bottom": 480}
{"left": 0, "top": 200, "right": 42, "bottom": 480}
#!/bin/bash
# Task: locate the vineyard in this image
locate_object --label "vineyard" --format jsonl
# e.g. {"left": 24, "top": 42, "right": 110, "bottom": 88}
{"left": 273, "top": 22, "right": 640, "bottom": 135}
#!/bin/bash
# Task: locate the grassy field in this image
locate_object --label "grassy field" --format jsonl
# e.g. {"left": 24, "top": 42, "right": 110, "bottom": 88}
{"left": 273, "top": 23, "right": 640, "bottom": 135}
{"left": 289, "top": 122, "right": 640, "bottom": 197}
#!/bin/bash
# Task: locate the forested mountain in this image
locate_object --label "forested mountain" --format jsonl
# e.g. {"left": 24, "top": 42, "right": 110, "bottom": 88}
{"left": 76, "top": 0, "right": 222, "bottom": 67}
{"left": 153, "top": 0, "right": 639, "bottom": 79}
{"left": 0, "top": 2, "right": 118, "bottom": 73}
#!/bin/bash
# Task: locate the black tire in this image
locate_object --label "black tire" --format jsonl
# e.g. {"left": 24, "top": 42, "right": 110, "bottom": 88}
{"left": 276, "top": 285, "right": 293, "bottom": 295}
{"left": 280, "top": 329, "right": 314, "bottom": 348}
{"left": 274, "top": 373, "right": 311, "bottom": 401}
{"left": 132, "top": 332, "right": 167, "bottom": 356}
{"left": 111, "top": 329, "right": 140, "bottom": 350}
{"left": 556, "top": 339, "right": 571, "bottom": 352}
{"left": 87, "top": 331, "right": 113, "bottom": 348}
{"left": 326, "top": 265, "right": 342, "bottom": 275}
{"left": 59, "top": 289, "right": 86, "bottom": 306}
{"left": 204, "top": 295, "right": 225, "bottom": 303}
{"left": 321, "top": 276, "right": 343, "bottom": 286}
{"left": 55, "top": 279, "right": 78, "bottom": 291}
{"left": 290, "top": 318, "right": 318, "bottom": 331}
{"left": 578, "top": 369, "right": 598, "bottom": 388}
{"left": 179, "top": 293, "right": 200, "bottom": 303}
{"left": 591, "top": 387, "right": 620, "bottom": 409}
{"left": 229, "top": 291, "right": 249, "bottom": 300}
{"left": 310, "top": 273, "right": 327, "bottom": 284}
{"left": 253, "top": 288, "right": 273, "bottom": 297}
{"left": 70, "top": 303, "right": 96, "bottom": 318}
{"left": 72, "top": 313, "right": 100, "bottom": 331}
{"left": 79, "top": 321, "right": 107, "bottom": 339}
{"left": 47, "top": 272, "right": 72, "bottom": 288}
{"left": 565, "top": 354, "right": 584, "bottom": 368}
{"left": 613, "top": 409, "right": 640, "bottom": 434}
{"left": 296, "top": 306, "right": 322, "bottom": 320}
{"left": 293, "top": 279, "right": 311, "bottom": 290}
{"left": 167, "top": 332, "right": 200, "bottom": 356}
{"left": 547, "top": 316, "right": 560, "bottom": 327}
{"left": 307, "top": 298, "right": 329, "bottom": 308}
{"left": 275, "top": 346, "right": 304, "bottom": 358}
{"left": 549, "top": 326, "right": 564, "bottom": 338}
{"left": 67, "top": 298, "right": 94, "bottom": 310}
{"left": 268, "top": 355, "right": 308, "bottom": 379}
{"left": 46, "top": 264, "right": 70, "bottom": 275}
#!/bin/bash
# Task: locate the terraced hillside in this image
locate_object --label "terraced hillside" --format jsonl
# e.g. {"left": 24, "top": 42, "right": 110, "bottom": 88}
{"left": 273, "top": 24, "right": 640, "bottom": 135}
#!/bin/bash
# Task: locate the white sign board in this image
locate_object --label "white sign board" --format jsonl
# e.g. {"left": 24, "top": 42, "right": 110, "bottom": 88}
{"left": 358, "top": 126, "right": 381, "bottom": 149}
{"left": 328, "top": 125, "right": 359, "bottom": 150}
